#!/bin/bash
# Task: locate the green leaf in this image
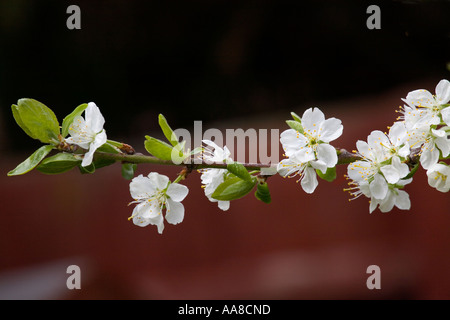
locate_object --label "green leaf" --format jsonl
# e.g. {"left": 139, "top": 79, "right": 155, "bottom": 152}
{"left": 291, "top": 112, "right": 302, "bottom": 123}
{"left": 96, "top": 141, "right": 120, "bottom": 154}
{"left": 106, "top": 139, "right": 124, "bottom": 148}
{"left": 171, "top": 140, "right": 188, "bottom": 164}
{"left": 255, "top": 181, "right": 271, "bottom": 204}
{"left": 316, "top": 166, "right": 336, "bottom": 182}
{"left": 286, "top": 120, "right": 304, "bottom": 132}
{"left": 158, "top": 114, "right": 179, "bottom": 147}
{"left": 144, "top": 135, "right": 174, "bottom": 161}
{"left": 36, "top": 152, "right": 81, "bottom": 175}
{"left": 11, "top": 104, "right": 34, "bottom": 138}
{"left": 7, "top": 145, "right": 54, "bottom": 176}
{"left": 404, "top": 162, "right": 419, "bottom": 179}
{"left": 15, "top": 98, "right": 60, "bottom": 143}
{"left": 211, "top": 176, "right": 256, "bottom": 201}
{"left": 227, "top": 162, "right": 253, "bottom": 182}
{"left": 79, "top": 163, "right": 96, "bottom": 174}
{"left": 122, "top": 163, "right": 137, "bottom": 180}
{"left": 91, "top": 158, "right": 116, "bottom": 170}
{"left": 61, "top": 103, "right": 88, "bottom": 138}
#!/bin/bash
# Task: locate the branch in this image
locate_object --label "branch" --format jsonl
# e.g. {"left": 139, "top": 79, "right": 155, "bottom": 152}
{"left": 93, "top": 147, "right": 363, "bottom": 171}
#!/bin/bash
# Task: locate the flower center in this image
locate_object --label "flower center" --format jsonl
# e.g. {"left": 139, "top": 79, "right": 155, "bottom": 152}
{"left": 435, "top": 171, "right": 447, "bottom": 182}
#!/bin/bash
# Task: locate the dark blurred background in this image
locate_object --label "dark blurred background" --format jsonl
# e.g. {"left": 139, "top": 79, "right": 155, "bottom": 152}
{"left": 0, "top": 0, "right": 449, "bottom": 300}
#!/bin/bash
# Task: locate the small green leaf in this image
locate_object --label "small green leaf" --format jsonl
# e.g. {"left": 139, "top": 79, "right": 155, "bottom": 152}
{"left": 291, "top": 112, "right": 302, "bottom": 123}
{"left": 144, "top": 135, "right": 174, "bottom": 161}
{"left": 11, "top": 104, "right": 34, "bottom": 138}
{"left": 106, "top": 139, "right": 124, "bottom": 148}
{"left": 404, "top": 162, "right": 419, "bottom": 179}
{"left": 171, "top": 141, "right": 188, "bottom": 164}
{"left": 316, "top": 166, "right": 336, "bottom": 182}
{"left": 286, "top": 120, "right": 304, "bottom": 133}
{"left": 79, "top": 163, "right": 96, "bottom": 174}
{"left": 16, "top": 99, "right": 60, "bottom": 143}
{"left": 61, "top": 103, "right": 88, "bottom": 138}
{"left": 37, "top": 152, "right": 81, "bottom": 174}
{"left": 255, "top": 181, "right": 271, "bottom": 204}
{"left": 7, "top": 145, "right": 54, "bottom": 176}
{"left": 96, "top": 141, "right": 120, "bottom": 154}
{"left": 211, "top": 176, "right": 256, "bottom": 201}
{"left": 227, "top": 162, "right": 252, "bottom": 182}
{"left": 158, "top": 114, "right": 179, "bottom": 147}
{"left": 91, "top": 158, "right": 116, "bottom": 170}
{"left": 122, "top": 163, "right": 137, "bottom": 180}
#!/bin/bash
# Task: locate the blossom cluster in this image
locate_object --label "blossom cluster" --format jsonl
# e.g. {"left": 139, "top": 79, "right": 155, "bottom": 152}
{"left": 345, "top": 79, "right": 450, "bottom": 212}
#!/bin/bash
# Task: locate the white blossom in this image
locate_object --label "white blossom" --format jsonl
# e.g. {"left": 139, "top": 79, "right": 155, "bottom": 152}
{"left": 426, "top": 163, "right": 450, "bottom": 193}
{"left": 367, "top": 178, "right": 412, "bottom": 213}
{"left": 199, "top": 140, "right": 233, "bottom": 211}
{"left": 401, "top": 79, "right": 450, "bottom": 129}
{"left": 128, "top": 172, "right": 189, "bottom": 234}
{"left": 65, "top": 102, "right": 107, "bottom": 167}
{"left": 410, "top": 127, "right": 450, "bottom": 170}
{"left": 346, "top": 128, "right": 413, "bottom": 213}
{"left": 347, "top": 128, "right": 410, "bottom": 201}
{"left": 277, "top": 107, "right": 343, "bottom": 193}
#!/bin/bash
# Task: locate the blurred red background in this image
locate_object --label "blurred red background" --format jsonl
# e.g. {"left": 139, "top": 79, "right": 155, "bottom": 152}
{"left": 1, "top": 80, "right": 449, "bottom": 299}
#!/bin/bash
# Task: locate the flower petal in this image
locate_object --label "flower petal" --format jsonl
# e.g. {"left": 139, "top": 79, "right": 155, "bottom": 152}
{"left": 132, "top": 215, "right": 151, "bottom": 227}
{"left": 441, "top": 107, "right": 450, "bottom": 126}
{"left": 301, "top": 166, "right": 318, "bottom": 194}
{"left": 277, "top": 158, "right": 303, "bottom": 177}
{"left": 66, "top": 116, "right": 92, "bottom": 149}
{"left": 85, "top": 102, "right": 105, "bottom": 133}
{"left": 435, "top": 79, "right": 450, "bottom": 104}
{"left": 218, "top": 201, "right": 230, "bottom": 211}
{"left": 92, "top": 130, "right": 107, "bottom": 149}
{"left": 369, "top": 198, "right": 379, "bottom": 213}
{"left": 316, "top": 143, "right": 338, "bottom": 167}
{"left": 280, "top": 129, "right": 307, "bottom": 157}
{"left": 388, "top": 122, "right": 407, "bottom": 147}
{"left": 165, "top": 198, "right": 185, "bottom": 225}
{"left": 81, "top": 148, "right": 95, "bottom": 167}
{"left": 130, "top": 174, "right": 156, "bottom": 199}
{"left": 434, "top": 136, "right": 450, "bottom": 158}
{"left": 420, "top": 144, "right": 439, "bottom": 170}
{"left": 405, "top": 89, "right": 434, "bottom": 108}
{"left": 367, "top": 130, "right": 390, "bottom": 155}
{"left": 301, "top": 108, "right": 325, "bottom": 134}
{"left": 347, "top": 161, "right": 370, "bottom": 182}
{"left": 318, "top": 118, "right": 343, "bottom": 142}
{"left": 394, "top": 190, "right": 411, "bottom": 210}
{"left": 292, "top": 147, "right": 315, "bottom": 163}
{"left": 147, "top": 172, "right": 169, "bottom": 190}
{"left": 356, "top": 140, "right": 373, "bottom": 160}
{"left": 378, "top": 192, "right": 395, "bottom": 213}
{"left": 380, "top": 156, "right": 409, "bottom": 184}
{"left": 380, "top": 165, "right": 399, "bottom": 185}
{"left": 310, "top": 159, "right": 327, "bottom": 174}
{"left": 166, "top": 183, "right": 189, "bottom": 202}
{"left": 140, "top": 201, "right": 162, "bottom": 219}
{"left": 370, "top": 173, "right": 388, "bottom": 200}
